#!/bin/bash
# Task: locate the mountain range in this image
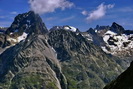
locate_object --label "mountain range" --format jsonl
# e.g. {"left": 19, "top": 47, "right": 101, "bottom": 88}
{"left": 0, "top": 11, "right": 132, "bottom": 89}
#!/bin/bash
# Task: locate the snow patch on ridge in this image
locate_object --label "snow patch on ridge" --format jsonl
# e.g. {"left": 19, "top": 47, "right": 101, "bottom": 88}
{"left": 69, "top": 26, "right": 77, "bottom": 32}
{"left": 17, "top": 32, "right": 28, "bottom": 42}
{"left": 81, "top": 33, "right": 93, "bottom": 41}
{"left": 50, "top": 25, "right": 77, "bottom": 32}
{"left": 105, "top": 30, "right": 116, "bottom": 35}
{"left": 63, "top": 26, "right": 77, "bottom": 32}
{"left": 102, "top": 30, "right": 133, "bottom": 55}
{"left": 51, "top": 47, "right": 57, "bottom": 58}
{"left": 7, "top": 32, "right": 28, "bottom": 44}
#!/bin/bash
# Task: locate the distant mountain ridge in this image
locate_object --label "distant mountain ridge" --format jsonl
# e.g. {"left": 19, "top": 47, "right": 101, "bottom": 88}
{"left": 49, "top": 22, "right": 133, "bottom": 58}
{"left": 85, "top": 22, "right": 133, "bottom": 58}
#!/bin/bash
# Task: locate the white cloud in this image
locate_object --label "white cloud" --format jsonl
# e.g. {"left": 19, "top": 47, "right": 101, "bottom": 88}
{"left": 10, "top": 11, "right": 18, "bottom": 15}
{"left": 83, "top": 3, "right": 114, "bottom": 22}
{"left": 81, "top": 10, "right": 88, "bottom": 16}
{"left": 28, "top": 0, "right": 74, "bottom": 14}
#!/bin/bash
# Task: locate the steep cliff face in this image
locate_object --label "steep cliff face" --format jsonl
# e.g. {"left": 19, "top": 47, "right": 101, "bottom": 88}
{"left": 0, "top": 35, "right": 64, "bottom": 89}
{"left": 104, "top": 61, "right": 133, "bottom": 89}
{"left": 0, "top": 11, "right": 66, "bottom": 89}
{"left": 6, "top": 11, "right": 48, "bottom": 35}
{"left": 48, "top": 29, "right": 123, "bottom": 89}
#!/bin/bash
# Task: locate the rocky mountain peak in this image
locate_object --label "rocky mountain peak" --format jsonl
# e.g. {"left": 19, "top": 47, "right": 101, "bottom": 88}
{"left": 0, "top": 11, "right": 64, "bottom": 89}
{"left": 2, "top": 11, "right": 48, "bottom": 47}
{"left": 85, "top": 22, "right": 133, "bottom": 58}
{"left": 87, "top": 28, "right": 96, "bottom": 35}
{"left": 95, "top": 25, "right": 110, "bottom": 31}
{"left": 110, "top": 22, "right": 125, "bottom": 34}
{"left": 6, "top": 11, "right": 48, "bottom": 35}
{"left": 96, "top": 25, "right": 100, "bottom": 29}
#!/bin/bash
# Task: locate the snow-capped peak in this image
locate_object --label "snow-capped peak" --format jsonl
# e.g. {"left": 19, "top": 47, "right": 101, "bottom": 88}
{"left": 102, "top": 30, "right": 133, "bottom": 56}
{"left": 87, "top": 23, "right": 133, "bottom": 57}
{"left": 50, "top": 25, "right": 77, "bottom": 32}
{"left": 63, "top": 25, "right": 77, "bottom": 32}
{"left": 105, "top": 30, "right": 116, "bottom": 35}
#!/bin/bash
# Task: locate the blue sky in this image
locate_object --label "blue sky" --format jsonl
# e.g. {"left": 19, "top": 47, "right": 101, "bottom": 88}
{"left": 0, "top": 0, "right": 133, "bottom": 31}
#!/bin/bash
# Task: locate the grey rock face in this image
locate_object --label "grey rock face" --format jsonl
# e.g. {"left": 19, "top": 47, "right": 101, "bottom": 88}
{"left": 48, "top": 29, "right": 124, "bottom": 89}
{"left": 0, "top": 34, "right": 65, "bottom": 89}
{"left": 0, "top": 11, "right": 130, "bottom": 89}
{"left": 110, "top": 22, "right": 125, "bottom": 34}
{"left": 0, "top": 11, "right": 65, "bottom": 89}
{"left": 6, "top": 11, "right": 48, "bottom": 35}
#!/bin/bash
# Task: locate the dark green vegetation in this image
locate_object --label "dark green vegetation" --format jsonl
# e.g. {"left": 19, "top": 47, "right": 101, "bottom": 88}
{"left": 104, "top": 61, "right": 133, "bottom": 89}
{"left": 0, "top": 11, "right": 132, "bottom": 89}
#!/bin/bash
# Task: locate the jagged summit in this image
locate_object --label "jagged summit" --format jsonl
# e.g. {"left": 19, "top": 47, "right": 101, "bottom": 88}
{"left": 6, "top": 11, "right": 48, "bottom": 35}
{"left": 110, "top": 22, "right": 125, "bottom": 34}
{"left": 87, "top": 28, "right": 96, "bottom": 35}
{"left": 87, "top": 22, "right": 126, "bottom": 35}
{"left": 2, "top": 11, "right": 48, "bottom": 47}
{"left": 95, "top": 25, "right": 110, "bottom": 31}
{"left": 86, "top": 22, "right": 133, "bottom": 57}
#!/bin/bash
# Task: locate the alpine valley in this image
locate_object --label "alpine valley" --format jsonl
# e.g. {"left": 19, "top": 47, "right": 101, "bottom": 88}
{"left": 0, "top": 11, "right": 133, "bottom": 89}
